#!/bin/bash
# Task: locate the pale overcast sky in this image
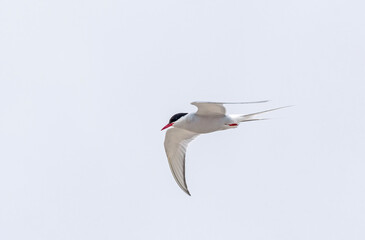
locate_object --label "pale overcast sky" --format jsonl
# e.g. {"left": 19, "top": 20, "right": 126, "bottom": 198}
{"left": 1, "top": 0, "right": 364, "bottom": 239}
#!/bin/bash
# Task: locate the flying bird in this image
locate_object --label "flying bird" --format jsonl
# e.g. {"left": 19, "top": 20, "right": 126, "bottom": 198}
{"left": 161, "top": 101, "right": 288, "bottom": 196}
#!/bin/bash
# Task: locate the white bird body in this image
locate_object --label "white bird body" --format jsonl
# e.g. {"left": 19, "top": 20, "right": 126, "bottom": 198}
{"left": 174, "top": 113, "right": 236, "bottom": 133}
{"left": 162, "top": 101, "right": 288, "bottom": 196}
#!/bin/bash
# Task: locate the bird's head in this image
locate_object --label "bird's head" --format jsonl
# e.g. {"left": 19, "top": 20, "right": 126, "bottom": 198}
{"left": 161, "top": 113, "right": 188, "bottom": 130}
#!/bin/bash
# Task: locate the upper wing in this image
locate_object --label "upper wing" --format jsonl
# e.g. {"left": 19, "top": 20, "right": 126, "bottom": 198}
{"left": 164, "top": 128, "right": 199, "bottom": 196}
{"left": 191, "top": 101, "right": 268, "bottom": 116}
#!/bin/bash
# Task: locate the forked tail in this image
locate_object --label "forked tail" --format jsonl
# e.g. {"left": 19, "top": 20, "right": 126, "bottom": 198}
{"left": 233, "top": 106, "right": 291, "bottom": 122}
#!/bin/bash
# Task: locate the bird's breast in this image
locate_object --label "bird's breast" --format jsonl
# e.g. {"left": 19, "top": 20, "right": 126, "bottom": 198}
{"left": 175, "top": 114, "right": 232, "bottom": 134}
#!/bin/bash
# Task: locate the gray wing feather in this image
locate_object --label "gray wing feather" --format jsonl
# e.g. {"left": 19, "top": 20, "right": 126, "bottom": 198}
{"left": 191, "top": 101, "right": 268, "bottom": 116}
{"left": 164, "top": 128, "right": 198, "bottom": 196}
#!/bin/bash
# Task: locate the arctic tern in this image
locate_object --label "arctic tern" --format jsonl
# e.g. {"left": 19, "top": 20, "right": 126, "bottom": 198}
{"left": 161, "top": 101, "right": 288, "bottom": 196}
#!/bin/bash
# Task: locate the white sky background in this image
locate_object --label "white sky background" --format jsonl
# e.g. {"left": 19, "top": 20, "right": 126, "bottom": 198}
{"left": 1, "top": 0, "right": 364, "bottom": 239}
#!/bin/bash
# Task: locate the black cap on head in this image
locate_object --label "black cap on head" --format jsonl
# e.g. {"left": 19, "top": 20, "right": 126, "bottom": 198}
{"left": 169, "top": 113, "right": 188, "bottom": 124}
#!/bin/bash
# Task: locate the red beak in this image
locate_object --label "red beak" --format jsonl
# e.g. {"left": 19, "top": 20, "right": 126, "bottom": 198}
{"left": 161, "top": 123, "right": 173, "bottom": 131}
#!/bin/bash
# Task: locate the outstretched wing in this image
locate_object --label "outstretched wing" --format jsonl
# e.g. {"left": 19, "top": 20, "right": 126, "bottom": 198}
{"left": 191, "top": 101, "right": 268, "bottom": 116}
{"left": 164, "top": 128, "right": 199, "bottom": 196}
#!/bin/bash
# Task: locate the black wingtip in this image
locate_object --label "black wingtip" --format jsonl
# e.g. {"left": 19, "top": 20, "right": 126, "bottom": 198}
{"left": 185, "top": 189, "right": 191, "bottom": 196}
